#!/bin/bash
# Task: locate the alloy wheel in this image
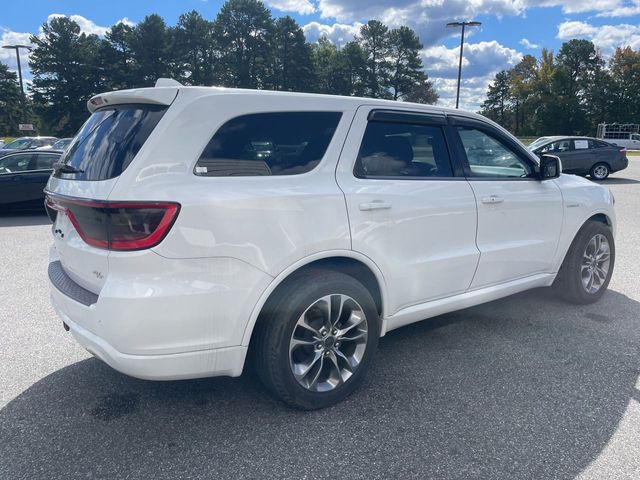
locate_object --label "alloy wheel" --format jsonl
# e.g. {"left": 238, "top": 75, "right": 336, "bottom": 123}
{"left": 592, "top": 165, "right": 609, "bottom": 179}
{"left": 581, "top": 233, "right": 611, "bottom": 294}
{"left": 288, "top": 294, "right": 368, "bottom": 392}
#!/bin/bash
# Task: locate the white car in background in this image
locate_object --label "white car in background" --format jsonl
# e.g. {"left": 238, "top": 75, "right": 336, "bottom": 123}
{"left": 46, "top": 83, "right": 616, "bottom": 409}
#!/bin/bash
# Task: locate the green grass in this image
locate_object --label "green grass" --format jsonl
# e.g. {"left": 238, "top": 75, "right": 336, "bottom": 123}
{"left": 1, "top": 137, "right": 16, "bottom": 144}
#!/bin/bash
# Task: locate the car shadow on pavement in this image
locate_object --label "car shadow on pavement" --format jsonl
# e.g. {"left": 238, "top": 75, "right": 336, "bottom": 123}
{"left": 0, "top": 211, "right": 50, "bottom": 227}
{"left": 1, "top": 289, "right": 639, "bottom": 479}
{"left": 597, "top": 177, "right": 640, "bottom": 185}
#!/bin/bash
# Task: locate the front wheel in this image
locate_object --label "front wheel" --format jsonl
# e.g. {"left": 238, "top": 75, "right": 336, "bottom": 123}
{"left": 253, "top": 270, "right": 380, "bottom": 409}
{"left": 553, "top": 220, "right": 615, "bottom": 304}
{"left": 590, "top": 163, "right": 610, "bottom": 180}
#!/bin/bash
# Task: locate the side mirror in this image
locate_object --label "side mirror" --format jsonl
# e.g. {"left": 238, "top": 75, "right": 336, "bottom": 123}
{"left": 538, "top": 154, "right": 561, "bottom": 180}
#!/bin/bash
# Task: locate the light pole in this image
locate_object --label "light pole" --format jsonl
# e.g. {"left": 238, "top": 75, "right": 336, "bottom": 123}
{"left": 446, "top": 21, "right": 481, "bottom": 109}
{"left": 2, "top": 44, "right": 32, "bottom": 96}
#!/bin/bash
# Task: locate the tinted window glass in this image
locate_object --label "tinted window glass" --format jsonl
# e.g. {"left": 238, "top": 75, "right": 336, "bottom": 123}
{"left": 55, "top": 104, "right": 167, "bottom": 181}
{"left": 0, "top": 153, "right": 33, "bottom": 173}
{"left": 195, "top": 112, "right": 342, "bottom": 176}
{"left": 457, "top": 127, "right": 533, "bottom": 178}
{"left": 33, "top": 153, "right": 61, "bottom": 170}
{"left": 355, "top": 121, "right": 453, "bottom": 178}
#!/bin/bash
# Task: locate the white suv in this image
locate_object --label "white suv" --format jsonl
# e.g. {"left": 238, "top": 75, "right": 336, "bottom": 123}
{"left": 46, "top": 84, "right": 616, "bottom": 409}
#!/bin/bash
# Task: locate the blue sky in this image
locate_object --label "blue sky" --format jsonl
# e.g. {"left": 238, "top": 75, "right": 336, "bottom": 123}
{"left": 2, "top": 0, "right": 640, "bottom": 110}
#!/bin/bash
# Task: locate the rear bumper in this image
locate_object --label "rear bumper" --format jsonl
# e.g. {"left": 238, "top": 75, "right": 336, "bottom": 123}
{"left": 48, "top": 248, "right": 273, "bottom": 380}
{"left": 612, "top": 156, "right": 629, "bottom": 172}
{"left": 56, "top": 310, "right": 247, "bottom": 380}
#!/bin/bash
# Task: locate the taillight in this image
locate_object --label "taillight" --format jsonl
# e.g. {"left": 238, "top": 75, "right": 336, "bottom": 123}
{"left": 45, "top": 193, "right": 180, "bottom": 251}
{"left": 620, "top": 147, "right": 627, "bottom": 155}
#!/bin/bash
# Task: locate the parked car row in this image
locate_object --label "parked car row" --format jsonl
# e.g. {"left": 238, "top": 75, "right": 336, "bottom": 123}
{"left": 0, "top": 136, "right": 72, "bottom": 158}
{"left": 528, "top": 136, "right": 629, "bottom": 179}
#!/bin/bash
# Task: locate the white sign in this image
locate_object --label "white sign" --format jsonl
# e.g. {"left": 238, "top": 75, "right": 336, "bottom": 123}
{"left": 574, "top": 139, "right": 589, "bottom": 149}
{"left": 18, "top": 123, "right": 34, "bottom": 131}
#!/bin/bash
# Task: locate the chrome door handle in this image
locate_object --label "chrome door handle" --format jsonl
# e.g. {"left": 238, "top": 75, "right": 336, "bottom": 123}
{"left": 481, "top": 195, "right": 504, "bottom": 204}
{"left": 359, "top": 201, "right": 392, "bottom": 211}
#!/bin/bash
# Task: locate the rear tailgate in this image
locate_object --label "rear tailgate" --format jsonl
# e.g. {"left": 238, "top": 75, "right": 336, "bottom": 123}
{"left": 46, "top": 87, "right": 178, "bottom": 297}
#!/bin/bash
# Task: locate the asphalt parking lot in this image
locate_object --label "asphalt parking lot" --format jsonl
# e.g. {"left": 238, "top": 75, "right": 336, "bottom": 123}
{"left": 1, "top": 161, "right": 639, "bottom": 480}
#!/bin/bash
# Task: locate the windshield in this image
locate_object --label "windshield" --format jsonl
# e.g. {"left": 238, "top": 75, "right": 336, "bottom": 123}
{"left": 527, "top": 137, "right": 550, "bottom": 150}
{"left": 3, "top": 138, "right": 31, "bottom": 149}
{"left": 52, "top": 138, "right": 72, "bottom": 150}
{"left": 56, "top": 104, "right": 167, "bottom": 181}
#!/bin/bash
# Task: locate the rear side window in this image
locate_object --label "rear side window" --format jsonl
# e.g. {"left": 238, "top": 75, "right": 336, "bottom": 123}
{"left": 194, "top": 112, "right": 342, "bottom": 176}
{"left": 55, "top": 104, "right": 167, "bottom": 181}
{"left": 33, "top": 153, "right": 61, "bottom": 170}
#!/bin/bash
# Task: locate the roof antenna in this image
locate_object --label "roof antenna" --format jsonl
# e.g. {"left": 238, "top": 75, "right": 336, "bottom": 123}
{"left": 155, "top": 78, "right": 183, "bottom": 87}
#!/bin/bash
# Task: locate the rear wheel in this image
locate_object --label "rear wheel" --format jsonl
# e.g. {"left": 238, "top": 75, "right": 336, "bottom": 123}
{"left": 590, "top": 163, "right": 610, "bottom": 180}
{"left": 553, "top": 220, "right": 615, "bottom": 304}
{"left": 253, "top": 270, "right": 379, "bottom": 410}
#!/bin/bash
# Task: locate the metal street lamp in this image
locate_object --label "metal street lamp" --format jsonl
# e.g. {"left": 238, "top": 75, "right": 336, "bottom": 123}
{"left": 446, "top": 21, "right": 481, "bottom": 109}
{"left": 2, "top": 44, "right": 32, "bottom": 96}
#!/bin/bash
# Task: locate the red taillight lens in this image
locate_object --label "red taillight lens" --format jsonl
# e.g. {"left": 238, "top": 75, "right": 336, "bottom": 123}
{"left": 620, "top": 148, "right": 627, "bottom": 155}
{"left": 45, "top": 194, "right": 180, "bottom": 251}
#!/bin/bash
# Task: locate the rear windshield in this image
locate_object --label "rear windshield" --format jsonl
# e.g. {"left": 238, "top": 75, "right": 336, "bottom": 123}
{"left": 194, "top": 111, "right": 342, "bottom": 176}
{"left": 54, "top": 104, "right": 167, "bottom": 181}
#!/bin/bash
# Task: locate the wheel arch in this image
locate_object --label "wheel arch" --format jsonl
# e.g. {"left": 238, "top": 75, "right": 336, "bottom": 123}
{"left": 554, "top": 210, "right": 614, "bottom": 273}
{"left": 241, "top": 251, "right": 387, "bottom": 346}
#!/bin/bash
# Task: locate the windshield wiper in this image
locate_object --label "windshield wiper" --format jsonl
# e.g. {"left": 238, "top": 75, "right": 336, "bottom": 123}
{"left": 53, "top": 163, "right": 84, "bottom": 174}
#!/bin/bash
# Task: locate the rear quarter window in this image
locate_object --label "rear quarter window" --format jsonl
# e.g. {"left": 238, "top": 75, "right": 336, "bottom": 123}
{"left": 194, "top": 112, "right": 342, "bottom": 176}
{"left": 54, "top": 104, "right": 167, "bottom": 181}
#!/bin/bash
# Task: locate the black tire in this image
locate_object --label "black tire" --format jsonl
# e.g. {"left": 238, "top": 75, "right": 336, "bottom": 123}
{"left": 553, "top": 220, "right": 615, "bottom": 304}
{"left": 590, "top": 163, "right": 610, "bottom": 180}
{"left": 253, "top": 269, "right": 380, "bottom": 410}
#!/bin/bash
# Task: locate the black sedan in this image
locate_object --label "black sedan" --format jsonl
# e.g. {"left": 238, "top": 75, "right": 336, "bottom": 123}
{"left": 0, "top": 150, "right": 62, "bottom": 210}
{"left": 528, "top": 136, "right": 628, "bottom": 180}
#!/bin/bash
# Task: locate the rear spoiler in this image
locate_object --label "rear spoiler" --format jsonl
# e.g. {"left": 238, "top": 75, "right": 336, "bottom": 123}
{"left": 87, "top": 79, "right": 182, "bottom": 113}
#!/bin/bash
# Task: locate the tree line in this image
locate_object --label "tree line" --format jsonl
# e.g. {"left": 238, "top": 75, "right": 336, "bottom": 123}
{"left": 0, "top": 0, "right": 437, "bottom": 137}
{"left": 480, "top": 39, "right": 640, "bottom": 137}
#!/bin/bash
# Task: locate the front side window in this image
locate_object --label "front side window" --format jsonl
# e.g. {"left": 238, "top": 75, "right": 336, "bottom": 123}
{"left": 355, "top": 121, "right": 453, "bottom": 178}
{"left": 195, "top": 112, "right": 342, "bottom": 177}
{"left": 540, "top": 139, "right": 571, "bottom": 153}
{"left": 457, "top": 127, "right": 533, "bottom": 178}
{"left": 0, "top": 153, "right": 33, "bottom": 173}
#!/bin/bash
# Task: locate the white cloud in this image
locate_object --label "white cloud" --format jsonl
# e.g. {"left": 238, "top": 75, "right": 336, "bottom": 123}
{"left": 596, "top": 1, "right": 640, "bottom": 17}
{"left": 422, "top": 41, "right": 522, "bottom": 79}
{"left": 266, "top": 0, "right": 316, "bottom": 15}
{"left": 302, "top": 21, "right": 362, "bottom": 45}
{"left": 315, "top": 0, "right": 640, "bottom": 46}
{"left": 520, "top": 38, "right": 539, "bottom": 49}
{"left": 317, "top": 0, "right": 512, "bottom": 45}
{"left": 0, "top": 28, "right": 34, "bottom": 79}
{"left": 45, "top": 14, "right": 134, "bottom": 37}
{"left": 422, "top": 41, "right": 523, "bottom": 111}
{"left": 557, "top": 20, "right": 640, "bottom": 55}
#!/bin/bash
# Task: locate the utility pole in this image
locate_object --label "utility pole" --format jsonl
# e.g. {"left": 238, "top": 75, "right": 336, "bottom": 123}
{"left": 446, "top": 21, "right": 481, "bottom": 109}
{"left": 2, "top": 44, "right": 31, "bottom": 96}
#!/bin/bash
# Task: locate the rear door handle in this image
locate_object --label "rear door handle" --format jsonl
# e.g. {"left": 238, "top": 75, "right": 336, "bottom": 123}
{"left": 359, "top": 201, "right": 392, "bottom": 211}
{"left": 481, "top": 195, "right": 504, "bottom": 204}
